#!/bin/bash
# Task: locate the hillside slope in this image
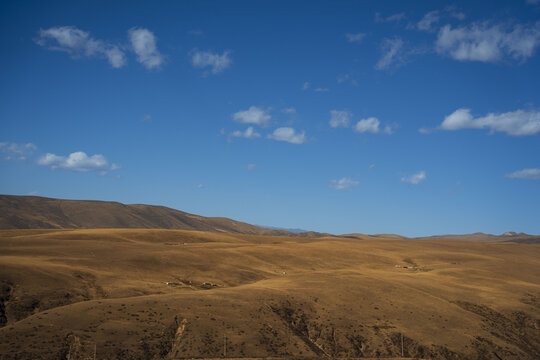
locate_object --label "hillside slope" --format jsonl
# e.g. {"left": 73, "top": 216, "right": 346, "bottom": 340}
{"left": 0, "top": 229, "right": 538, "bottom": 359}
{"left": 0, "top": 195, "right": 295, "bottom": 236}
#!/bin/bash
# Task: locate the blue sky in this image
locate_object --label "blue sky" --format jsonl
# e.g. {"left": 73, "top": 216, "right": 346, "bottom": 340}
{"left": 1, "top": 0, "right": 539, "bottom": 236}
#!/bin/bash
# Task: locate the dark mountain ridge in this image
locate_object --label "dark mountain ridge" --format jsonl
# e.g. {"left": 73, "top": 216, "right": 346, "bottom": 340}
{"left": 0, "top": 195, "right": 316, "bottom": 236}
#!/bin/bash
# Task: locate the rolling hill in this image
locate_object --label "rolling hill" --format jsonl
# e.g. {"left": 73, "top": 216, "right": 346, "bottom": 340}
{"left": 0, "top": 229, "right": 539, "bottom": 359}
{"left": 0, "top": 195, "right": 303, "bottom": 236}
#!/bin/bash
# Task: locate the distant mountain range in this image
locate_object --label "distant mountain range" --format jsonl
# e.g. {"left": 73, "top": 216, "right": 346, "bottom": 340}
{"left": 1, "top": 195, "right": 538, "bottom": 243}
{"left": 343, "top": 231, "right": 540, "bottom": 244}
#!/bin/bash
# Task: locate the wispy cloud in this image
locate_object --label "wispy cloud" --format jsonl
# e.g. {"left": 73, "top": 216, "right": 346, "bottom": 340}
{"left": 128, "top": 28, "right": 164, "bottom": 69}
{"left": 329, "top": 110, "right": 352, "bottom": 128}
{"left": 36, "top": 26, "right": 126, "bottom": 68}
{"left": 314, "top": 87, "right": 330, "bottom": 92}
{"left": 505, "top": 168, "right": 540, "bottom": 179}
{"left": 418, "top": 127, "right": 433, "bottom": 134}
{"left": 247, "top": 164, "right": 256, "bottom": 171}
{"left": 232, "top": 106, "right": 271, "bottom": 126}
{"left": 375, "top": 37, "right": 404, "bottom": 70}
{"left": 354, "top": 117, "right": 394, "bottom": 134}
{"left": 302, "top": 82, "right": 310, "bottom": 90}
{"left": 436, "top": 22, "right": 540, "bottom": 63}
{"left": 0, "top": 142, "right": 37, "bottom": 160}
{"left": 330, "top": 177, "right": 359, "bottom": 190}
{"left": 191, "top": 49, "right": 232, "bottom": 74}
{"left": 438, "top": 108, "right": 540, "bottom": 136}
{"left": 401, "top": 171, "right": 426, "bottom": 185}
{"left": 268, "top": 127, "right": 306, "bottom": 144}
{"left": 346, "top": 33, "right": 366, "bottom": 43}
{"left": 230, "top": 126, "right": 261, "bottom": 139}
{"left": 444, "top": 6, "right": 466, "bottom": 20}
{"left": 37, "top": 151, "right": 120, "bottom": 172}
{"left": 417, "top": 10, "right": 440, "bottom": 31}
{"left": 375, "top": 12, "right": 406, "bottom": 23}
{"left": 282, "top": 107, "right": 296, "bottom": 114}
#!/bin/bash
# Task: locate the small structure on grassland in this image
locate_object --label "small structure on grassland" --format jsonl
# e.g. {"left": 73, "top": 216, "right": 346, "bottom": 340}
{"left": 201, "top": 282, "right": 218, "bottom": 289}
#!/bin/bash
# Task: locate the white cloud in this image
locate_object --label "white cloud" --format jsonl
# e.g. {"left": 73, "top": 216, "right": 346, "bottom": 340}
{"left": 128, "top": 28, "right": 164, "bottom": 69}
{"left": 104, "top": 46, "right": 127, "bottom": 68}
{"left": 232, "top": 106, "right": 271, "bottom": 126}
{"left": 36, "top": 26, "right": 126, "bottom": 68}
{"left": 375, "top": 12, "right": 406, "bottom": 23}
{"left": 353, "top": 117, "right": 395, "bottom": 134}
{"left": 194, "top": 184, "right": 204, "bottom": 189}
{"left": 417, "top": 11, "right": 440, "bottom": 31}
{"left": 330, "top": 177, "right": 359, "bottom": 190}
{"left": 0, "top": 142, "right": 37, "bottom": 160}
{"left": 191, "top": 49, "right": 232, "bottom": 74}
{"left": 282, "top": 107, "right": 296, "bottom": 114}
{"left": 526, "top": 0, "right": 540, "bottom": 4}
{"left": 268, "top": 127, "right": 306, "bottom": 144}
{"left": 401, "top": 171, "right": 426, "bottom": 185}
{"left": 346, "top": 33, "right": 366, "bottom": 43}
{"left": 302, "top": 82, "right": 310, "bottom": 90}
{"left": 230, "top": 126, "right": 261, "bottom": 139}
{"left": 314, "top": 87, "right": 329, "bottom": 92}
{"left": 141, "top": 114, "right": 152, "bottom": 122}
{"left": 435, "top": 22, "right": 540, "bottom": 63}
{"left": 439, "top": 108, "right": 540, "bottom": 136}
{"left": 37, "top": 151, "right": 119, "bottom": 172}
{"left": 382, "top": 125, "right": 395, "bottom": 134}
{"left": 375, "top": 37, "right": 404, "bottom": 70}
{"left": 505, "top": 168, "right": 540, "bottom": 179}
{"left": 247, "top": 164, "right": 256, "bottom": 171}
{"left": 330, "top": 110, "right": 352, "bottom": 128}
{"left": 445, "top": 6, "right": 466, "bottom": 20}
{"left": 354, "top": 117, "right": 380, "bottom": 133}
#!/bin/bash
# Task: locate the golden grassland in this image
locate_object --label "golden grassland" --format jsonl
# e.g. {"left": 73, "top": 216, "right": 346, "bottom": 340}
{"left": 0, "top": 229, "right": 539, "bottom": 359}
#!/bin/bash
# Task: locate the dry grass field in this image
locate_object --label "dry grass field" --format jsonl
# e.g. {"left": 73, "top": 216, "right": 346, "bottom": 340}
{"left": 0, "top": 229, "right": 539, "bottom": 359}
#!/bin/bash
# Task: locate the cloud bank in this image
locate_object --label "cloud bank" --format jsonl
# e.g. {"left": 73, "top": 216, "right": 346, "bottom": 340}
{"left": 436, "top": 22, "right": 540, "bottom": 63}
{"left": 505, "top": 168, "right": 540, "bottom": 179}
{"left": 36, "top": 26, "right": 126, "bottom": 68}
{"left": 439, "top": 108, "right": 540, "bottom": 136}
{"left": 38, "top": 151, "right": 120, "bottom": 172}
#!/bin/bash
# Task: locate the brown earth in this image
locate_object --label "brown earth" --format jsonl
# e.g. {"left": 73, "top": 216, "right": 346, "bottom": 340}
{"left": 0, "top": 229, "right": 539, "bottom": 359}
{"left": 0, "top": 195, "right": 319, "bottom": 236}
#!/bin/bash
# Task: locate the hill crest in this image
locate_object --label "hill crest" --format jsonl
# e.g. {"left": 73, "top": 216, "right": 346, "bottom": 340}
{"left": 0, "top": 195, "right": 317, "bottom": 236}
